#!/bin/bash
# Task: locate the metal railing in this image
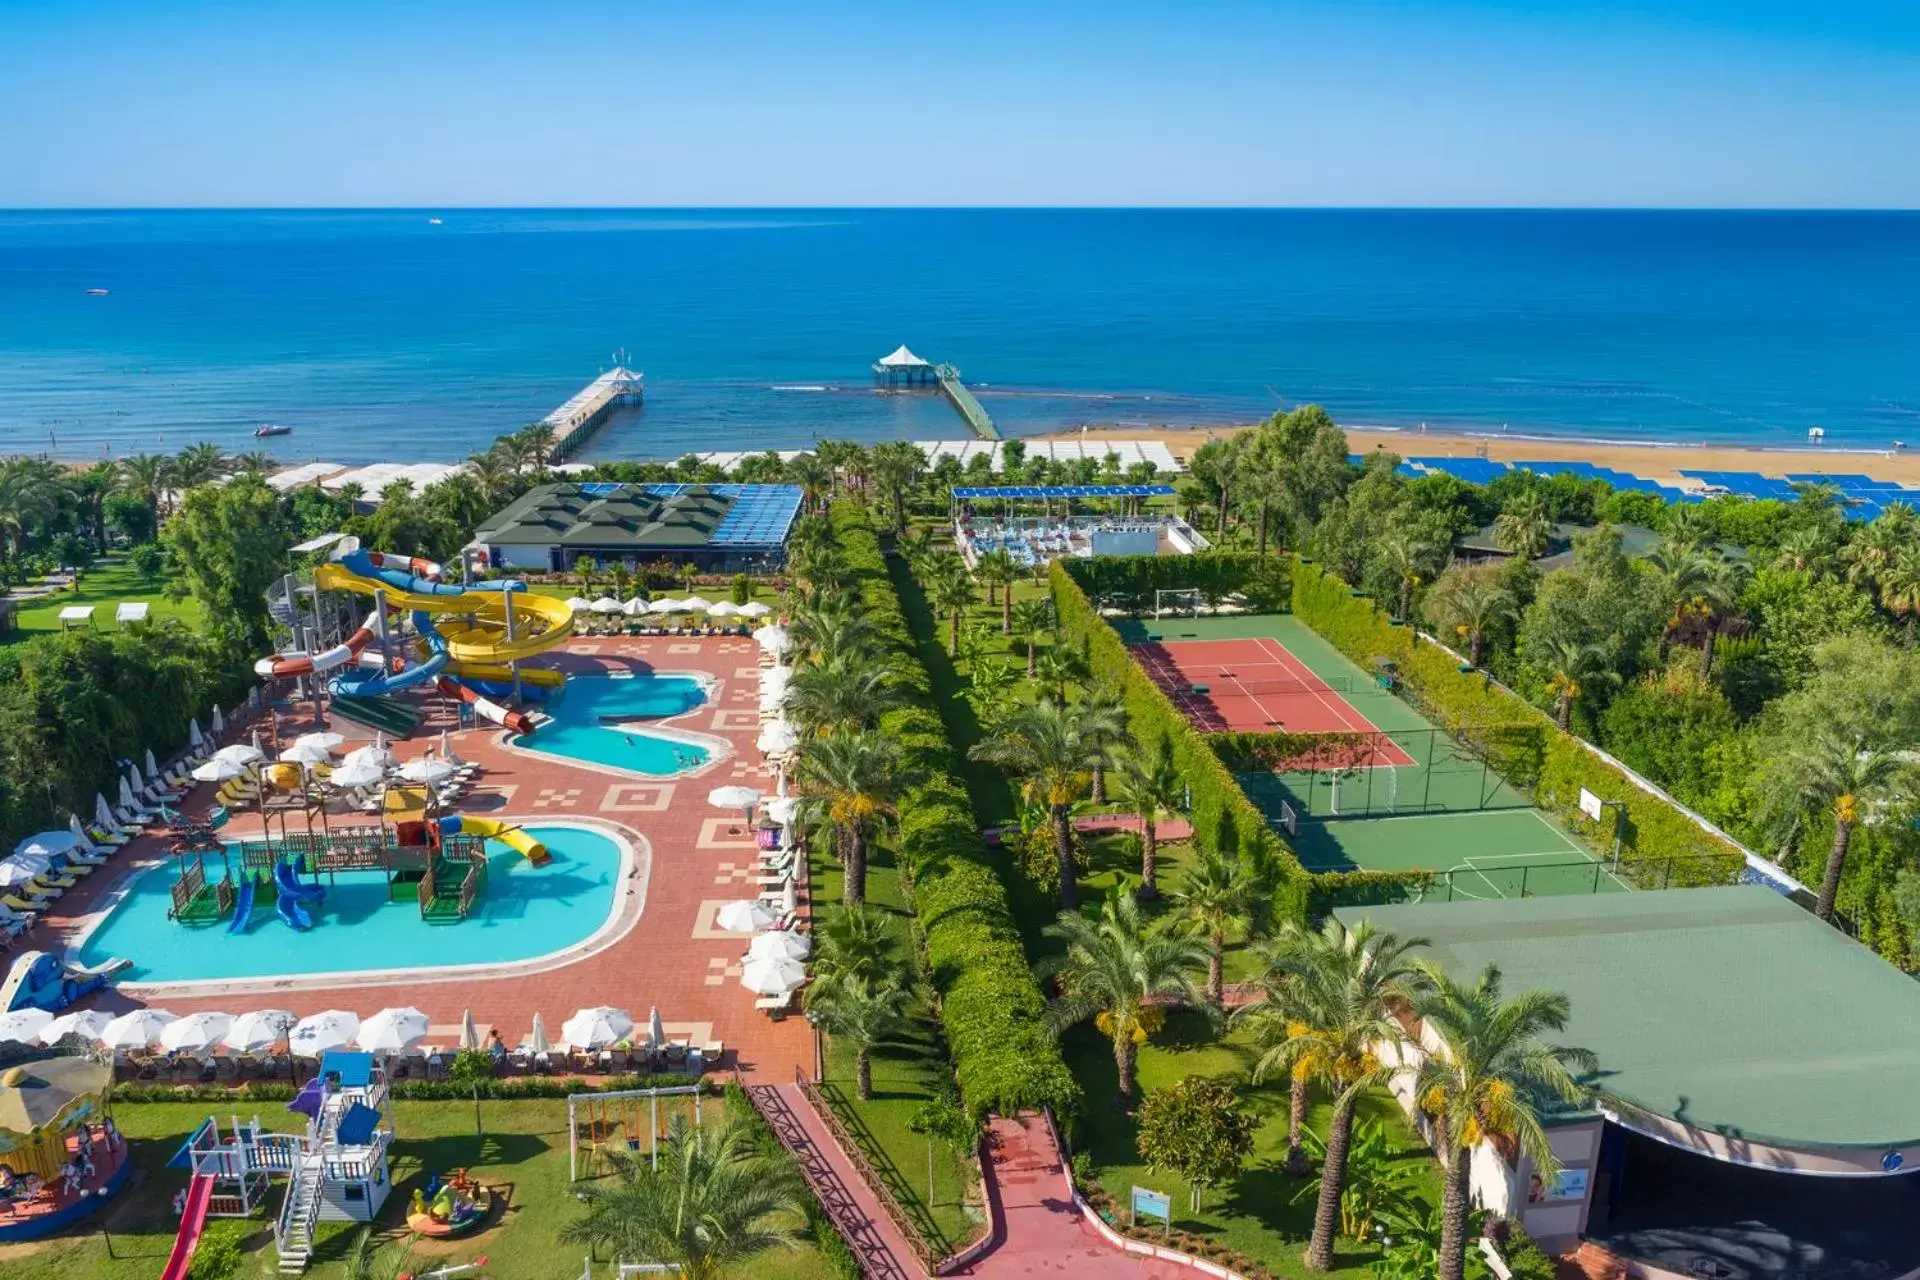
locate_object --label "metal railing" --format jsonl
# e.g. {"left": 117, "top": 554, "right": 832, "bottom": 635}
{"left": 794, "top": 1065, "right": 943, "bottom": 1273}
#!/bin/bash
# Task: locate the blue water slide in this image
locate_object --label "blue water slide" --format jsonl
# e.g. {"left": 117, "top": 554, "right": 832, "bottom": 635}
{"left": 227, "top": 877, "right": 256, "bottom": 934}
{"left": 454, "top": 677, "right": 549, "bottom": 702}
{"left": 273, "top": 857, "right": 324, "bottom": 931}
{"left": 328, "top": 609, "right": 450, "bottom": 699}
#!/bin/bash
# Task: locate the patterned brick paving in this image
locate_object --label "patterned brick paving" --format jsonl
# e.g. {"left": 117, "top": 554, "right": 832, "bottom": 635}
{"left": 27, "top": 641, "right": 812, "bottom": 1081}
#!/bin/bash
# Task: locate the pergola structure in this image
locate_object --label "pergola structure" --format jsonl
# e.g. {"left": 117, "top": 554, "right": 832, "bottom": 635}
{"left": 871, "top": 344, "right": 936, "bottom": 388}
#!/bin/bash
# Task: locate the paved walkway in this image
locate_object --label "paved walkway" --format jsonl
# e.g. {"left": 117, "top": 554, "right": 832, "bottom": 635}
{"left": 749, "top": 1082, "right": 919, "bottom": 1280}
{"left": 956, "top": 1112, "right": 1192, "bottom": 1278}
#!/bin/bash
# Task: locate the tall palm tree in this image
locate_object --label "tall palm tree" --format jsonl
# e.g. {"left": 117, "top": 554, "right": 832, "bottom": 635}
{"left": 787, "top": 594, "right": 882, "bottom": 667}
{"left": 1244, "top": 918, "right": 1430, "bottom": 1272}
{"left": 71, "top": 461, "right": 121, "bottom": 547}
{"left": 868, "top": 441, "right": 927, "bottom": 534}
{"left": 811, "top": 904, "right": 902, "bottom": 988}
{"left": 1377, "top": 529, "right": 1440, "bottom": 622}
{"left": 924, "top": 555, "right": 976, "bottom": 658}
{"left": 969, "top": 700, "right": 1103, "bottom": 909}
{"left": 1539, "top": 636, "right": 1617, "bottom": 730}
{"left": 171, "top": 442, "right": 228, "bottom": 489}
{"left": 1409, "top": 963, "right": 1595, "bottom": 1280}
{"left": 1232, "top": 924, "right": 1333, "bottom": 1176}
{"left": 1765, "top": 728, "right": 1914, "bottom": 920}
{"left": 794, "top": 731, "right": 915, "bottom": 905}
{"left": 785, "top": 452, "right": 835, "bottom": 514}
{"left": 975, "top": 549, "right": 1020, "bottom": 631}
{"left": 1840, "top": 512, "right": 1907, "bottom": 592}
{"left": 1113, "top": 736, "right": 1182, "bottom": 898}
{"left": 1876, "top": 542, "right": 1920, "bottom": 644}
{"left": 0, "top": 457, "right": 61, "bottom": 560}
{"left": 229, "top": 450, "right": 278, "bottom": 476}
{"left": 1772, "top": 525, "right": 1831, "bottom": 576}
{"left": 1424, "top": 572, "right": 1516, "bottom": 667}
{"left": 1038, "top": 892, "right": 1208, "bottom": 1100}
{"left": 1032, "top": 636, "right": 1090, "bottom": 706}
{"left": 1078, "top": 687, "right": 1128, "bottom": 804}
{"left": 1174, "top": 849, "right": 1258, "bottom": 1008}
{"left": 1492, "top": 492, "right": 1551, "bottom": 560}
{"left": 465, "top": 446, "right": 516, "bottom": 505}
{"left": 118, "top": 453, "right": 174, "bottom": 529}
{"left": 557, "top": 1112, "right": 805, "bottom": 1280}
{"left": 1009, "top": 597, "right": 1055, "bottom": 676}
{"left": 807, "top": 974, "right": 912, "bottom": 1100}
{"left": 785, "top": 657, "right": 901, "bottom": 737}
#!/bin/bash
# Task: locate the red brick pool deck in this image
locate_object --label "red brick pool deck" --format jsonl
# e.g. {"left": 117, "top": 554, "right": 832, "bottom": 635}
{"left": 27, "top": 636, "right": 813, "bottom": 1082}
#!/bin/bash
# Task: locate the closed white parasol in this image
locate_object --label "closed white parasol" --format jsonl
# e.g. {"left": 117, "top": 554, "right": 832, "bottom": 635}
{"left": 715, "top": 899, "right": 778, "bottom": 933}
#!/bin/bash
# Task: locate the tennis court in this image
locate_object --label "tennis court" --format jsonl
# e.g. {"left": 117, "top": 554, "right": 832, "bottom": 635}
{"left": 1289, "top": 808, "right": 1629, "bottom": 901}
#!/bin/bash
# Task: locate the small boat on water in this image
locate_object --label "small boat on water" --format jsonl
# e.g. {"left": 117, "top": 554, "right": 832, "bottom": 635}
{"left": 253, "top": 424, "right": 293, "bottom": 438}
{"left": 428, "top": 217, "right": 443, "bottom": 225}
{"left": 84, "top": 288, "right": 109, "bottom": 296}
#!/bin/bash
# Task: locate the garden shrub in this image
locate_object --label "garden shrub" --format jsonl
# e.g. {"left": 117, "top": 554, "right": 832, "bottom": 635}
{"left": 833, "top": 504, "right": 1081, "bottom": 1121}
{"left": 185, "top": 1220, "right": 249, "bottom": 1279}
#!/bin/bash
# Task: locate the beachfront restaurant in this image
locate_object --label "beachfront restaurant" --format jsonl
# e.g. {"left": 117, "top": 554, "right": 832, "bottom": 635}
{"left": 469, "top": 482, "right": 803, "bottom": 573}
{"left": 951, "top": 484, "right": 1204, "bottom": 567}
{"left": 1334, "top": 888, "right": 1920, "bottom": 1280}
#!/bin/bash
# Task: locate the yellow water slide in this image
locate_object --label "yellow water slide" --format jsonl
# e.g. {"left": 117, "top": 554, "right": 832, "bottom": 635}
{"left": 313, "top": 562, "right": 575, "bottom": 665}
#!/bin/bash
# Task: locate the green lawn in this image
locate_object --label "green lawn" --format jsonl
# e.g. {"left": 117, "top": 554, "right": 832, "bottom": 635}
{"left": 4, "top": 558, "right": 200, "bottom": 640}
{"left": 1065, "top": 1015, "right": 1443, "bottom": 1277}
{"left": 0, "top": 1099, "right": 844, "bottom": 1280}
{"left": 808, "top": 836, "right": 983, "bottom": 1256}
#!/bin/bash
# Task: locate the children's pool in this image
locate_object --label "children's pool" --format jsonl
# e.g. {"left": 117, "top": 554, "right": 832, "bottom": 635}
{"left": 76, "top": 824, "right": 625, "bottom": 985}
{"left": 516, "top": 674, "right": 713, "bottom": 775}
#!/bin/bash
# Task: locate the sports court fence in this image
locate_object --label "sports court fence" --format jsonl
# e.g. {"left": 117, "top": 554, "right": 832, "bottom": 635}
{"left": 1226, "top": 722, "right": 1547, "bottom": 820}
{"left": 1310, "top": 849, "right": 1749, "bottom": 912}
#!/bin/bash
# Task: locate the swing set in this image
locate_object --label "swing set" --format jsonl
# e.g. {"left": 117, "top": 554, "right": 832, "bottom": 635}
{"left": 565, "top": 1086, "right": 704, "bottom": 1182}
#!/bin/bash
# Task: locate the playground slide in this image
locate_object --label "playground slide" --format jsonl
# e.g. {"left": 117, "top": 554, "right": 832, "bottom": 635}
{"left": 274, "top": 857, "right": 325, "bottom": 931}
{"left": 227, "top": 875, "right": 256, "bottom": 933}
{"left": 2, "top": 950, "right": 132, "bottom": 1012}
{"left": 439, "top": 814, "right": 550, "bottom": 867}
{"left": 159, "top": 1174, "right": 214, "bottom": 1280}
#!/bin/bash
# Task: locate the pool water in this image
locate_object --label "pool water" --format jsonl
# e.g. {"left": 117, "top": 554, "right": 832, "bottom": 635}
{"left": 518, "top": 674, "right": 713, "bottom": 775}
{"left": 78, "top": 825, "right": 623, "bottom": 984}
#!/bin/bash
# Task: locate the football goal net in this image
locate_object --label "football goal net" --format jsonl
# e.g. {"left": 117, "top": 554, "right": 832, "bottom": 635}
{"left": 1154, "top": 588, "right": 1205, "bottom": 619}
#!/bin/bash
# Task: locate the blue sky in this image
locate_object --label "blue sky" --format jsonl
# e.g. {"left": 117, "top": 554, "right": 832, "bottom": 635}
{"left": 2, "top": 1, "right": 1916, "bottom": 207}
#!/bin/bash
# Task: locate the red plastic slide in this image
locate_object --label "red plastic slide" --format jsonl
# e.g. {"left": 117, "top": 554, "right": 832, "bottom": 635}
{"left": 159, "top": 1174, "right": 214, "bottom": 1280}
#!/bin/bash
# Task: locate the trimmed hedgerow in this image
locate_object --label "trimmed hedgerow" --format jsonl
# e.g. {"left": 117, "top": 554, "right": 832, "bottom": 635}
{"left": 832, "top": 504, "right": 1081, "bottom": 1121}
{"left": 1291, "top": 557, "right": 1745, "bottom": 883}
{"left": 1050, "top": 561, "right": 1313, "bottom": 922}
{"left": 1065, "top": 551, "right": 1292, "bottom": 614}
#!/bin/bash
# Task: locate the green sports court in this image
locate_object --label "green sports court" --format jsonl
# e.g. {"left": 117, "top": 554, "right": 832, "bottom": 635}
{"left": 1116, "top": 611, "right": 1619, "bottom": 901}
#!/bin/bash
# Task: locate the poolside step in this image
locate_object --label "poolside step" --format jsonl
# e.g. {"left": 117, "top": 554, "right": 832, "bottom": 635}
{"left": 328, "top": 695, "right": 419, "bottom": 739}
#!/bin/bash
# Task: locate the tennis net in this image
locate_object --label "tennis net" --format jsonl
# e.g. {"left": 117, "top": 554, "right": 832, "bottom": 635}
{"left": 1141, "top": 669, "right": 1355, "bottom": 698}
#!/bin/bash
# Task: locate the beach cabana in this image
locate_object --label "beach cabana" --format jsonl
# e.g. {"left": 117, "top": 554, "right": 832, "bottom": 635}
{"left": 872, "top": 344, "right": 936, "bottom": 387}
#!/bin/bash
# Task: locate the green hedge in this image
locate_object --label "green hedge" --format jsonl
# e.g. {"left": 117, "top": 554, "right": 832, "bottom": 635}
{"left": 1062, "top": 552, "right": 1292, "bottom": 613}
{"left": 832, "top": 505, "right": 1081, "bottom": 1121}
{"left": 1049, "top": 562, "right": 1311, "bottom": 921}
{"left": 1291, "top": 558, "right": 1745, "bottom": 883}
{"left": 108, "top": 1073, "right": 710, "bottom": 1104}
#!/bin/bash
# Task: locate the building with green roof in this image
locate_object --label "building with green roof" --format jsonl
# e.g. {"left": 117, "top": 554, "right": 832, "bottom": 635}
{"left": 1334, "top": 887, "right": 1920, "bottom": 1274}
{"left": 470, "top": 481, "right": 803, "bottom": 573}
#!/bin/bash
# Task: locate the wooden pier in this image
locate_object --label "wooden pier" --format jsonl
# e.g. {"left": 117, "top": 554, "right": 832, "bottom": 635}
{"left": 872, "top": 345, "right": 998, "bottom": 440}
{"left": 544, "top": 366, "right": 644, "bottom": 460}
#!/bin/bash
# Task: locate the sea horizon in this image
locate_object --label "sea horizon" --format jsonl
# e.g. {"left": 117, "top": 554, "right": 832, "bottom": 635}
{"left": 4, "top": 207, "right": 1918, "bottom": 466}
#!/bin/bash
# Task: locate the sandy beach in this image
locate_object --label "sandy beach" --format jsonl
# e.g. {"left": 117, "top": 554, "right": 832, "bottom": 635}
{"left": 1038, "top": 424, "right": 1920, "bottom": 486}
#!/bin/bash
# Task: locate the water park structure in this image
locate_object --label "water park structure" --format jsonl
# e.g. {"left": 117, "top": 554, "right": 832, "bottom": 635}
{"left": 167, "top": 1049, "right": 394, "bottom": 1274}
{"left": 1, "top": 950, "right": 130, "bottom": 1013}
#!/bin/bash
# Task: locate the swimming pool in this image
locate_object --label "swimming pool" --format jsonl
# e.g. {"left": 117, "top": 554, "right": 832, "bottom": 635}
{"left": 516, "top": 673, "right": 716, "bottom": 775}
{"left": 76, "top": 824, "right": 627, "bottom": 985}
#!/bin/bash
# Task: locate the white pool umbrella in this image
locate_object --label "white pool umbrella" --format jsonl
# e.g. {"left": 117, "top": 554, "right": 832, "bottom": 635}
{"left": 564, "top": 596, "right": 592, "bottom": 611}
{"left": 648, "top": 1006, "right": 666, "bottom": 1049}
{"left": 188, "top": 719, "right": 205, "bottom": 751}
{"left": 741, "top": 955, "right": 807, "bottom": 995}
{"left": 144, "top": 747, "right": 164, "bottom": 779}
{"left": 328, "top": 759, "right": 386, "bottom": 790}
{"left": 161, "top": 1011, "right": 234, "bottom": 1054}
{"left": 117, "top": 778, "right": 146, "bottom": 812}
{"left": 757, "top": 721, "right": 798, "bottom": 755}
{"left": 210, "top": 705, "right": 225, "bottom": 733}
{"left": 748, "top": 930, "right": 812, "bottom": 961}
{"left": 193, "top": 756, "right": 250, "bottom": 783}
{"left": 591, "top": 596, "right": 623, "bottom": 614}
{"left": 224, "top": 1009, "right": 296, "bottom": 1053}
{"left": 737, "top": 601, "right": 772, "bottom": 619}
{"left": 707, "top": 601, "right": 741, "bottom": 617}
{"left": 213, "top": 742, "right": 264, "bottom": 767}
{"left": 289, "top": 1009, "right": 360, "bottom": 1057}
{"left": 530, "top": 1011, "right": 552, "bottom": 1055}
{"left": 562, "top": 1006, "right": 633, "bottom": 1050}
{"left": 126, "top": 763, "right": 146, "bottom": 796}
{"left": 341, "top": 742, "right": 394, "bottom": 770}
{"left": 15, "top": 830, "right": 78, "bottom": 859}
{"left": 459, "top": 1009, "right": 480, "bottom": 1051}
{"left": 708, "top": 785, "right": 761, "bottom": 811}
{"left": 396, "top": 757, "right": 457, "bottom": 785}
{"left": 280, "top": 741, "right": 334, "bottom": 767}
{"left": 68, "top": 814, "right": 93, "bottom": 847}
{"left": 753, "top": 624, "right": 790, "bottom": 653}
{"left": 0, "top": 862, "right": 49, "bottom": 889}
{"left": 681, "top": 596, "right": 714, "bottom": 613}
{"left": 95, "top": 793, "right": 119, "bottom": 831}
{"left": 293, "top": 731, "right": 346, "bottom": 752}
{"left": 357, "top": 1006, "right": 430, "bottom": 1053}
{"left": 42, "top": 1009, "right": 112, "bottom": 1044}
{"left": 622, "top": 597, "right": 651, "bottom": 616}
{"left": 715, "top": 899, "right": 778, "bottom": 933}
{"left": 764, "top": 795, "right": 801, "bottom": 827}
{"left": 99, "top": 1008, "right": 177, "bottom": 1049}
{"left": 648, "top": 597, "right": 688, "bottom": 614}
{"left": 0, "top": 1009, "right": 53, "bottom": 1045}
{"left": 779, "top": 878, "right": 798, "bottom": 916}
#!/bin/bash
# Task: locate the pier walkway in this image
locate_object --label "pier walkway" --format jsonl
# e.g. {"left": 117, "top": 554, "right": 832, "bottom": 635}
{"left": 936, "top": 364, "right": 999, "bottom": 440}
{"left": 543, "top": 366, "right": 643, "bottom": 460}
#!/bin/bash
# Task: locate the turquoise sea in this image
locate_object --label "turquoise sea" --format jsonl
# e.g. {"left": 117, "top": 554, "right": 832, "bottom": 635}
{"left": 2, "top": 209, "right": 1917, "bottom": 462}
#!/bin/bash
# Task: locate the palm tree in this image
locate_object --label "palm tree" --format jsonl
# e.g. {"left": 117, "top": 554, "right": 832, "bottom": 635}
{"left": 558, "top": 1112, "right": 805, "bottom": 1280}
{"left": 787, "top": 594, "right": 883, "bottom": 667}
{"left": 1079, "top": 687, "right": 1128, "bottom": 804}
{"left": 812, "top": 904, "right": 902, "bottom": 988}
{"left": 1038, "top": 892, "right": 1208, "bottom": 1100}
{"left": 1232, "top": 924, "right": 1333, "bottom": 1176}
{"left": 807, "top": 974, "right": 912, "bottom": 1100}
{"left": 171, "top": 442, "right": 227, "bottom": 489}
{"left": 1376, "top": 529, "right": 1440, "bottom": 622}
{"left": 1765, "top": 728, "right": 1913, "bottom": 920}
{"left": 785, "top": 452, "right": 834, "bottom": 514}
{"left": 1661, "top": 503, "right": 1712, "bottom": 552}
{"left": 1840, "top": 512, "right": 1907, "bottom": 592}
{"left": 229, "top": 450, "right": 277, "bottom": 476}
{"left": 1876, "top": 542, "right": 1920, "bottom": 644}
{"left": 1032, "top": 636, "right": 1090, "bottom": 706}
{"left": 785, "top": 658, "right": 901, "bottom": 737}
{"left": 465, "top": 446, "right": 517, "bottom": 505}
{"left": 1539, "top": 636, "right": 1617, "bottom": 730}
{"left": 1113, "top": 736, "right": 1182, "bottom": 898}
{"left": 1009, "top": 597, "right": 1055, "bottom": 677}
{"left": 975, "top": 549, "right": 1020, "bottom": 631}
{"left": 1423, "top": 571, "right": 1515, "bottom": 667}
{"left": 117, "top": 453, "right": 173, "bottom": 529}
{"left": 1244, "top": 918, "right": 1429, "bottom": 1272}
{"left": 969, "top": 701, "right": 1103, "bottom": 909}
{"left": 794, "top": 731, "right": 915, "bottom": 905}
{"left": 1409, "top": 963, "right": 1595, "bottom": 1280}
{"left": 1174, "top": 849, "right": 1258, "bottom": 1008}
{"left": 1772, "top": 526, "right": 1831, "bottom": 575}
{"left": 924, "top": 555, "right": 976, "bottom": 658}
{"left": 1492, "top": 492, "right": 1551, "bottom": 560}
{"left": 868, "top": 441, "right": 927, "bottom": 533}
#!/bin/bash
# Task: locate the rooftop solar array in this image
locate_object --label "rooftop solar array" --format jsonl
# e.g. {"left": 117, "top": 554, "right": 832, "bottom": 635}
{"left": 633, "top": 483, "right": 803, "bottom": 548}
{"left": 1679, "top": 471, "right": 1802, "bottom": 500}
{"left": 953, "top": 484, "right": 1176, "bottom": 499}
{"left": 1406, "top": 457, "right": 1513, "bottom": 485}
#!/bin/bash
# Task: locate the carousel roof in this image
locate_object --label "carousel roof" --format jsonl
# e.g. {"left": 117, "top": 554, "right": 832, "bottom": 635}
{"left": 0, "top": 1058, "right": 110, "bottom": 1134}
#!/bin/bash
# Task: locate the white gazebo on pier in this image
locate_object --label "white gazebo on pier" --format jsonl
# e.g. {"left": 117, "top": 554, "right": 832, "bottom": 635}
{"left": 872, "top": 344, "right": 936, "bottom": 387}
